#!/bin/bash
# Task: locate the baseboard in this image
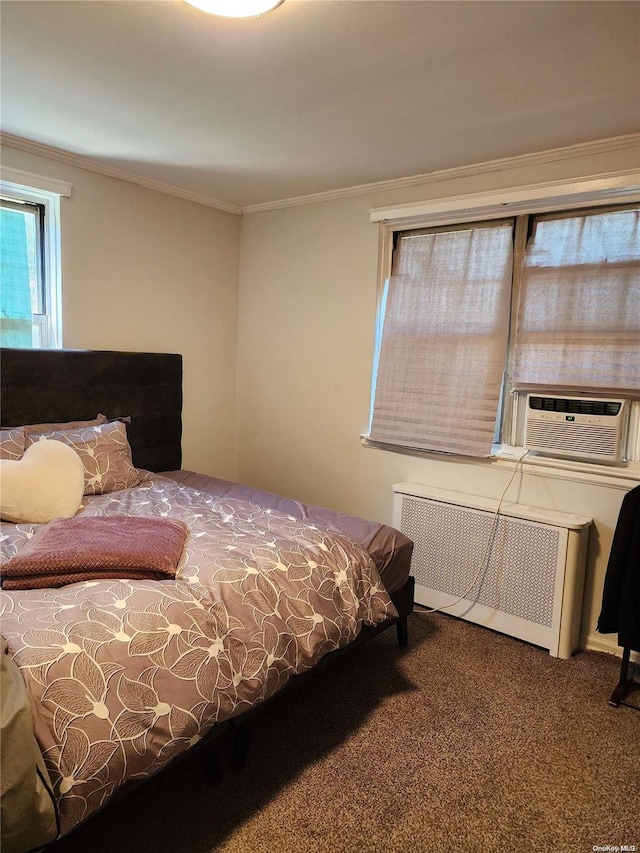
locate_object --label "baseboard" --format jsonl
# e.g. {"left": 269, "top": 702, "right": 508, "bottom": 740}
{"left": 580, "top": 632, "right": 640, "bottom": 664}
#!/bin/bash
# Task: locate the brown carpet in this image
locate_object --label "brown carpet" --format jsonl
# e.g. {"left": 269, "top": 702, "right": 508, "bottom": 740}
{"left": 51, "top": 612, "right": 639, "bottom": 853}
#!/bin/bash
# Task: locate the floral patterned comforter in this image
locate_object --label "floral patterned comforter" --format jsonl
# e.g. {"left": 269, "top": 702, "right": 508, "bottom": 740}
{"left": 0, "top": 475, "right": 396, "bottom": 836}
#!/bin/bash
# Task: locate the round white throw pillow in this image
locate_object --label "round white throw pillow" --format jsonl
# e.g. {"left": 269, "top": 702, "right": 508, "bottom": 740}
{"left": 0, "top": 438, "right": 85, "bottom": 524}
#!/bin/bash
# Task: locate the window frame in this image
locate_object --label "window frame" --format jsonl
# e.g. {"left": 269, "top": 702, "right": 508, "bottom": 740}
{"left": 366, "top": 171, "right": 640, "bottom": 479}
{"left": 0, "top": 167, "right": 72, "bottom": 349}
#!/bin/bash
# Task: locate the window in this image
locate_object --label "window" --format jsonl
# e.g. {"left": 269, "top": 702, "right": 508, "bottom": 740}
{"left": 368, "top": 185, "right": 640, "bottom": 466}
{"left": 504, "top": 205, "right": 640, "bottom": 461}
{"left": 0, "top": 169, "right": 70, "bottom": 348}
{"left": 1, "top": 198, "right": 46, "bottom": 346}
{"left": 370, "top": 219, "right": 514, "bottom": 457}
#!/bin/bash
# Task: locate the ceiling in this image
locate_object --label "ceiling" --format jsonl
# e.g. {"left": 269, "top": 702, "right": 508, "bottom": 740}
{"left": 1, "top": 0, "right": 638, "bottom": 210}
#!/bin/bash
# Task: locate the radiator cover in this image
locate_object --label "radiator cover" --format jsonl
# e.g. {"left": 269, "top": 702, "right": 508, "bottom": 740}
{"left": 393, "top": 483, "right": 592, "bottom": 658}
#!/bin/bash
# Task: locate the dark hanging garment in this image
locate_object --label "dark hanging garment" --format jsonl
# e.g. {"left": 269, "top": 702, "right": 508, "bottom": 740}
{"left": 597, "top": 485, "right": 640, "bottom": 653}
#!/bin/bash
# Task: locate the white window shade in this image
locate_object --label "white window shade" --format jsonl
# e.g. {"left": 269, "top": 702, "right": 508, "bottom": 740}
{"left": 513, "top": 207, "right": 640, "bottom": 398}
{"left": 370, "top": 221, "right": 514, "bottom": 457}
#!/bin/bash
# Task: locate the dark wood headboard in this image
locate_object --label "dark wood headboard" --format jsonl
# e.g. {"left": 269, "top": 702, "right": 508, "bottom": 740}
{"left": 0, "top": 348, "right": 182, "bottom": 472}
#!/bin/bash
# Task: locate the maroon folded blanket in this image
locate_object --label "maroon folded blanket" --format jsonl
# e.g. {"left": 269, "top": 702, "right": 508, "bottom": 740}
{"left": 1, "top": 515, "right": 189, "bottom": 590}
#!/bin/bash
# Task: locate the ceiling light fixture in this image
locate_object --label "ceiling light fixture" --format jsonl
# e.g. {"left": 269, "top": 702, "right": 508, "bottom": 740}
{"left": 184, "top": 0, "right": 284, "bottom": 17}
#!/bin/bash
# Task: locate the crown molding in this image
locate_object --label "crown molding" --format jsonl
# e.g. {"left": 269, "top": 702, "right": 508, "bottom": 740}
{"left": 2, "top": 131, "right": 638, "bottom": 216}
{"left": 0, "top": 132, "right": 242, "bottom": 215}
{"left": 241, "top": 133, "right": 640, "bottom": 215}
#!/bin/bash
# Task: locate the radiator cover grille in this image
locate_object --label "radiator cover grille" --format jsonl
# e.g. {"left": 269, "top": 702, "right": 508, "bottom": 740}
{"left": 393, "top": 484, "right": 592, "bottom": 658}
{"left": 401, "top": 495, "right": 559, "bottom": 627}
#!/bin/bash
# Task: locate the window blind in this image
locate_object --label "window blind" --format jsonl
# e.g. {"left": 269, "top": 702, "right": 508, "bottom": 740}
{"left": 370, "top": 221, "right": 514, "bottom": 457}
{"left": 513, "top": 207, "right": 640, "bottom": 399}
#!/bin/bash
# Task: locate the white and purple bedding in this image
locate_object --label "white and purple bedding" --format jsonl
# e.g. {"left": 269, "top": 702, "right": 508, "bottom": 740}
{"left": 1, "top": 474, "right": 398, "bottom": 838}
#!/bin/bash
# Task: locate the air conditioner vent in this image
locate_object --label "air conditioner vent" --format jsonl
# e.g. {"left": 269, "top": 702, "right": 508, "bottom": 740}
{"left": 529, "top": 396, "right": 622, "bottom": 417}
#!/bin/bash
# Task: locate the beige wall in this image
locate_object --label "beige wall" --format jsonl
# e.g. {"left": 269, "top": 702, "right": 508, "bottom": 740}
{"left": 236, "top": 145, "right": 640, "bottom": 655}
{"left": 1, "top": 146, "right": 241, "bottom": 479}
{"left": 2, "top": 140, "right": 636, "bottom": 655}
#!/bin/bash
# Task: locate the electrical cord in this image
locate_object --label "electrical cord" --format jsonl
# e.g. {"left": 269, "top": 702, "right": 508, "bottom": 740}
{"left": 416, "top": 450, "right": 530, "bottom": 615}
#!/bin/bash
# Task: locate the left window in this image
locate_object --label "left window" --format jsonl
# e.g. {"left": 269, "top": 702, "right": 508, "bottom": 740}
{"left": 0, "top": 169, "right": 71, "bottom": 348}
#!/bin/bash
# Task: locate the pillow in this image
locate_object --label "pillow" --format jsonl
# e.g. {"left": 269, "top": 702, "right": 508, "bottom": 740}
{"left": 25, "top": 420, "right": 144, "bottom": 496}
{"left": 0, "top": 439, "right": 85, "bottom": 524}
{"left": 0, "top": 428, "right": 26, "bottom": 461}
{"left": 21, "top": 413, "right": 108, "bottom": 437}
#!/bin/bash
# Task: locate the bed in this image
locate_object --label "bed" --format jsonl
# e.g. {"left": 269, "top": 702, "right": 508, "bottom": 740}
{"left": 0, "top": 347, "right": 414, "bottom": 853}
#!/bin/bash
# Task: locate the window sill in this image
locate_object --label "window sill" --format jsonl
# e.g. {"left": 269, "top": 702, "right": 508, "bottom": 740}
{"left": 491, "top": 446, "right": 640, "bottom": 490}
{"left": 361, "top": 434, "right": 640, "bottom": 490}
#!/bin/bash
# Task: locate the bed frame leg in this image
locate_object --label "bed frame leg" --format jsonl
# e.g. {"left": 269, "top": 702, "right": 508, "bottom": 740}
{"left": 396, "top": 614, "right": 408, "bottom": 648}
{"left": 391, "top": 577, "right": 414, "bottom": 649}
{"left": 231, "top": 722, "right": 251, "bottom": 770}
{"left": 198, "top": 744, "right": 225, "bottom": 787}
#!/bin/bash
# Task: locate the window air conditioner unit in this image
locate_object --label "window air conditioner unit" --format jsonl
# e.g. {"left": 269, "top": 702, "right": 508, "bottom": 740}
{"left": 524, "top": 394, "right": 628, "bottom": 464}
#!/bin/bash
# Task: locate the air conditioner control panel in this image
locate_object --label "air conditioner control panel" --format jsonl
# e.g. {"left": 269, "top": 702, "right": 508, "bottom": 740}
{"left": 533, "top": 411, "right": 613, "bottom": 426}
